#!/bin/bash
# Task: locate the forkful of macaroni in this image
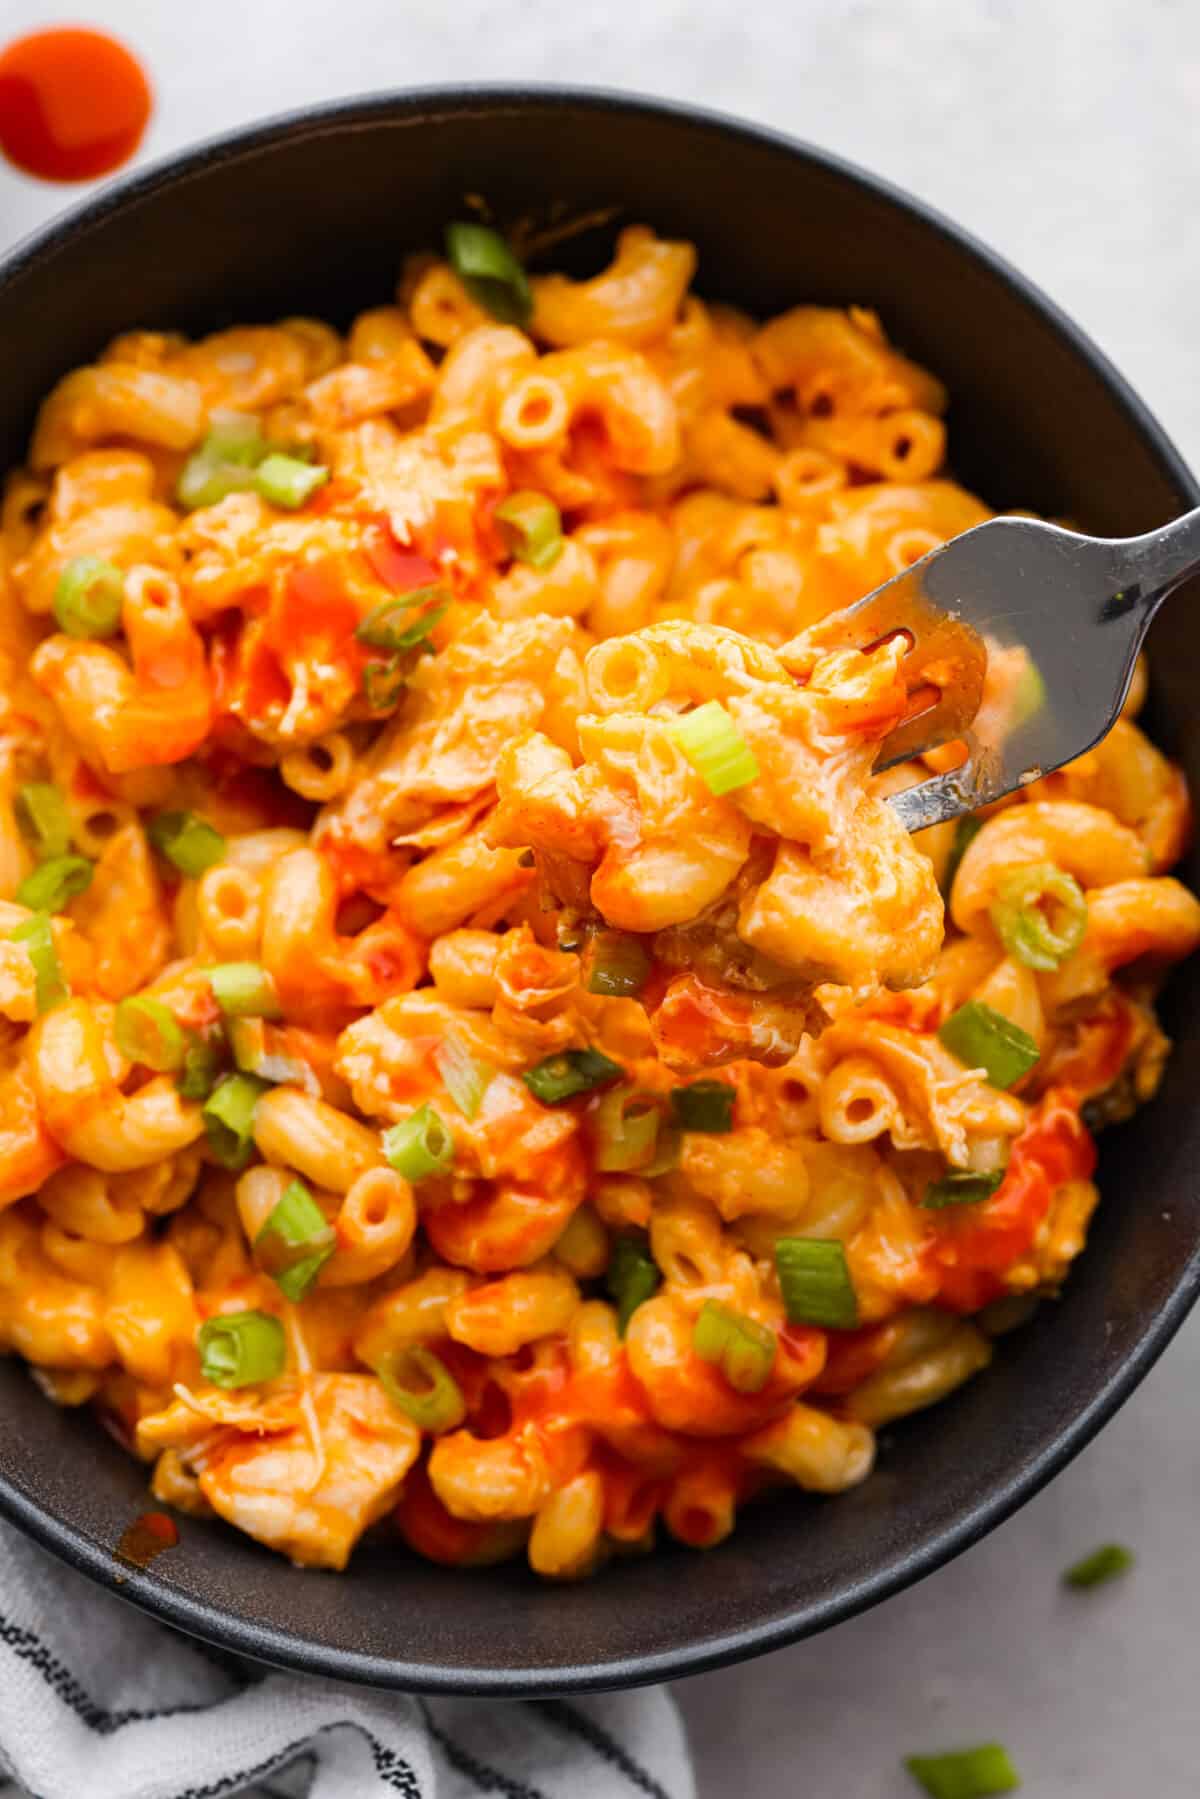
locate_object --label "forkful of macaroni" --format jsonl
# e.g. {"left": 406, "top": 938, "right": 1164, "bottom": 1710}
{"left": 803, "top": 505, "right": 1200, "bottom": 834}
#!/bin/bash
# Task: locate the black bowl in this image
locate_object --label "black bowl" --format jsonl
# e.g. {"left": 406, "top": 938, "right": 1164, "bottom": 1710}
{"left": 2, "top": 86, "right": 1198, "bottom": 1696}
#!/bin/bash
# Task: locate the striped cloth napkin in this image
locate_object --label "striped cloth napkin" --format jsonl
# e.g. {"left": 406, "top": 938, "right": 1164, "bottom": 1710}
{"left": 0, "top": 1519, "right": 695, "bottom": 1799}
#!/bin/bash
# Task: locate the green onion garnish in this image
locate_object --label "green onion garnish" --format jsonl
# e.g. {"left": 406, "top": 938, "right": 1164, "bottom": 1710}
{"left": 176, "top": 411, "right": 268, "bottom": 511}
{"left": 941, "top": 814, "right": 982, "bottom": 898}
{"left": 444, "top": 221, "right": 533, "bottom": 326}
{"left": 605, "top": 1233, "right": 661, "bottom": 1335}
{"left": 206, "top": 409, "right": 267, "bottom": 465}
{"left": 363, "top": 657, "right": 407, "bottom": 713}
{"left": 177, "top": 1032, "right": 223, "bottom": 1101}
{"left": 16, "top": 854, "right": 92, "bottom": 914}
{"left": 115, "top": 996, "right": 186, "bottom": 1072}
{"left": 255, "top": 1177, "right": 336, "bottom": 1302}
{"left": 229, "top": 1017, "right": 313, "bottom": 1089}
{"left": 523, "top": 1048, "right": 624, "bottom": 1106}
{"left": 369, "top": 1344, "right": 466, "bottom": 1433}
{"left": 207, "top": 962, "right": 282, "bottom": 1021}
{"left": 256, "top": 452, "right": 330, "bottom": 511}
{"left": 52, "top": 556, "right": 125, "bottom": 639}
{"left": 923, "top": 1169, "right": 1006, "bottom": 1209}
{"left": 903, "top": 1745, "right": 1021, "bottom": 1797}
{"left": 692, "top": 1299, "right": 777, "bottom": 1394}
{"left": 1062, "top": 1543, "right": 1134, "bottom": 1589}
{"left": 585, "top": 930, "right": 651, "bottom": 998}
{"left": 775, "top": 1237, "right": 859, "bottom": 1330}
{"left": 990, "top": 861, "right": 1088, "bottom": 971}
{"left": 355, "top": 589, "right": 449, "bottom": 652}
{"left": 670, "top": 700, "right": 760, "bottom": 797}
{"left": 670, "top": 1079, "right": 736, "bottom": 1133}
{"left": 435, "top": 1035, "right": 492, "bottom": 1120}
{"left": 16, "top": 783, "right": 71, "bottom": 860}
{"left": 938, "top": 1000, "right": 1039, "bottom": 1090}
{"left": 147, "top": 811, "right": 226, "bottom": 879}
{"left": 197, "top": 1310, "right": 286, "bottom": 1389}
{"left": 202, "top": 1072, "right": 268, "bottom": 1170}
{"left": 493, "top": 491, "right": 564, "bottom": 569}
{"left": 593, "top": 1087, "right": 660, "bottom": 1174}
{"left": 383, "top": 1103, "right": 455, "bottom": 1181}
{"left": 10, "top": 914, "right": 68, "bottom": 1012}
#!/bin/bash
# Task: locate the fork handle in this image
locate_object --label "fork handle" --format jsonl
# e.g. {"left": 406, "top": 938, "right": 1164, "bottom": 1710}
{"left": 1122, "top": 505, "right": 1200, "bottom": 617}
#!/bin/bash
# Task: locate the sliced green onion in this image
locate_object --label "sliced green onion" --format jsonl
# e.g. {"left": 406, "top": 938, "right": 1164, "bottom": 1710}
{"left": 445, "top": 221, "right": 533, "bottom": 327}
{"left": 585, "top": 930, "right": 651, "bottom": 998}
{"left": 202, "top": 1072, "right": 268, "bottom": 1170}
{"left": 938, "top": 999, "right": 1040, "bottom": 1089}
{"left": 147, "top": 811, "right": 226, "bottom": 878}
{"left": 494, "top": 491, "right": 564, "bottom": 569}
{"left": 605, "top": 1233, "right": 661, "bottom": 1335}
{"left": 16, "top": 854, "right": 92, "bottom": 913}
{"left": 197, "top": 1310, "right": 285, "bottom": 1389}
{"left": 903, "top": 1745, "right": 1020, "bottom": 1797}
{"left": 177, "top": 1032, "right": 223, "bottom": 1101}
{"left": 16, "top": 783, "right": 72, "bottom": 860}
{"left": 593, "top": 1088, "right": 660, "bottom": 1174}
{"left": 1062, "top": 1542, "right": 1134, "bottom": 1589}
{"left": 523, "top": 1047, "right": 624, "bottom": 1106}
{"left": 229, "top": 1017, "right": 316, "bottom": 1091}
{"left": 642, "top": 1122, "right": 682, "bottom": 1177}
{"left": 670, "top": 1079, "right": 736, "bottom": 1133}
{"left": 205, "top": 409, "right": 267, "bottom": 465}
{"left": 370, "top": 1344, "right": 466, "bottom": 1433}
{"left": 176, "top": 454, "right": 259, "bottom": 511}
{"left": 355, "top": 589, "right": 450, "bottom": 651}
{"left": 435, "top": 1035, "right": 492, "bottom": 1120}
{"left": 255, "top": 1177, "right": 336, "bottom": 1302}
{"left": 923, "top": 1169, "right": 1006, "bottom": 1210}
{"left": 775, "top": 1236, "right": 859, "bottom": 1330}
{"left": 10, "top": 914, "right": 68, "bottom": 1012}
{"left": 53, "top": 556, "right": 125, "bottom": 639}
{"left": 256, "top": 452, "right": 330, "bottom": 510}
{"left": 990, "top": 862, "right": 1088, "bottom": 971}
{"left": 670, "top": 700, "right": 760, "bottom": 797}
{"left": 207, "top": 961, "right": 282, "bottom": 1021}
{"left": 1010, "top": 656, "right": 1046, "bottom": 729}
{"left": 941, "top": 814, "right": 982, "bottom": 898}
{"left": 115, "top": 996, "right": 186, "bottom": 1072}
{"left": 692, "top": 1299, "right": 777, "bottom": 1394}
{"left": 363, "top": 657, "right": 407, "bottom": 713}
{"left": 383, "top": 1103, "right": 455, "bottom": 1181}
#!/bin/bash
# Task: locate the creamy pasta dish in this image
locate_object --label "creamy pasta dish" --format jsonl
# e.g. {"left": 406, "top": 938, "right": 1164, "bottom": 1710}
{"left": 0, "top": 222, "right": 1196, "bottom": 1578}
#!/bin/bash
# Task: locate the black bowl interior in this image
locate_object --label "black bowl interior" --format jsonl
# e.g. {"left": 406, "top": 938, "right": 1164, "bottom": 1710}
{"left": 1, "top": 88, "right": 1198, "bottom": 1695}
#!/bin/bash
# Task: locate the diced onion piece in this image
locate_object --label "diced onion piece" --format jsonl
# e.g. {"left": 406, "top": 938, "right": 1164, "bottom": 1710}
{"left": 197, "top": 1310, "right": 286, "bottom": 1389}
{"left": 444, "top": 221, "right": 533, "bottom": 326}
{"left": 383, "top": 1103, "right": 455, "bottom": 1180}
{"left": 990, "top": 861, "right": 1087, "bottom": 971}
{"left": 115, "top": 996, "right": 186, "bottom": 1073}
{"left": 937, "top": 1000, "right": 1039, "bottom": 1090}
{"left": 53, "top": 556, "right": 125, "bottom": 638}
{"left": 670, "top": 700, "right": 760, "bottom": 796}
{"left": 16, "top": 854, "right": 92, "bottom": 913}
{"left": 775, "top": 1236, "right": 859, "bottom": 1330}
{"left": 692, "top": 1299, "right": 776, "bottom": 1394}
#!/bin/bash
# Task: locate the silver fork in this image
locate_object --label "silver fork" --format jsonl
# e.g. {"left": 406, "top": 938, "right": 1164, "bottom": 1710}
{"left": 801, "top": 510, "right": 1200, "bottom": 833}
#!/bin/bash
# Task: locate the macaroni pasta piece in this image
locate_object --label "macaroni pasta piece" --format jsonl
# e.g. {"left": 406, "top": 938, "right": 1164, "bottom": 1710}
{"left": 0, "top": 223, "right": 1194, "bottom": 1580}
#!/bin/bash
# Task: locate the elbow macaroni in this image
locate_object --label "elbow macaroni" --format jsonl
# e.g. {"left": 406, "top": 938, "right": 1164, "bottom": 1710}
{"left": 0, "top": 223, "right": 1195, "bottom": 1578}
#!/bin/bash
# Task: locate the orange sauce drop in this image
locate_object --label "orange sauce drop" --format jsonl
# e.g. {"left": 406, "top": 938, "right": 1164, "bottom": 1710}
{"left": 115, "top": 1509, "right": 179, "bottom": 1573}
{"left": 0, "top": 27, "right": 152, "bottom": 183}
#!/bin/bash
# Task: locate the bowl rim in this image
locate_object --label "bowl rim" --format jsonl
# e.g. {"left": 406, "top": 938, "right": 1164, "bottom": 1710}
{"left": 2, "top": 80, "right": 1199, "bottom": 1696}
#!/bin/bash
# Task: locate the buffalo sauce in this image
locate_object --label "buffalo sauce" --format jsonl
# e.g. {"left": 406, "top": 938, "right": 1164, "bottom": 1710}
{"left": 115, "top": 1510, "right": 179, "bottom": 1578}
{"left": 0, "top": 27, "right": 151, "bottom": 182}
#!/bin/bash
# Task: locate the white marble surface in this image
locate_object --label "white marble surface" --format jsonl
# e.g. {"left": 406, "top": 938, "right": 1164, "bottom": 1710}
{"left": 4, "top": 2, "right": 1200, "bottom": 1791}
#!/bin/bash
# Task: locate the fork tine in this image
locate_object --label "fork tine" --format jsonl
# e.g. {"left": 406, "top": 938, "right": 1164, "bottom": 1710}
{"left": 886, "top": 758, "right": 990, "bottom": 834}
{"left": 802, "top": 563, "right": 989, "bottom": 768}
